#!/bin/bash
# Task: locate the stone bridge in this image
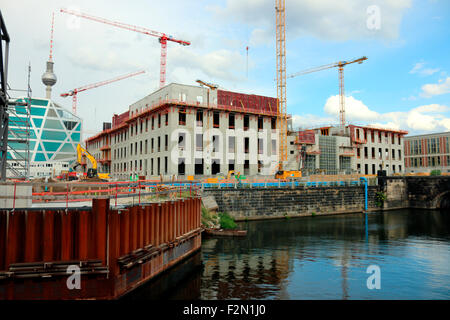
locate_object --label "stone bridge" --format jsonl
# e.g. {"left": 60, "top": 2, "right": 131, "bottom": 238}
{"left": 380, "top": 176, "right": 450, "bottom": 210}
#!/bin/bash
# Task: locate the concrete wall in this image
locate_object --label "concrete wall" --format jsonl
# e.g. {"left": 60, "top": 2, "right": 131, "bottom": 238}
{"left": 380, "top": 176, "right": 450, "bottom": 209}
{"left": 204, "top": 186, "right": 377, "bottom": 220}
{"left": 0, "top": 184, "right": 32, "bottom": 209}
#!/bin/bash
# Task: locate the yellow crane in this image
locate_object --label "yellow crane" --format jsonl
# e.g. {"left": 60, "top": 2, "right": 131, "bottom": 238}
{"left": 73, "top": 144, "right": 110, "bottom": 180}
{"left": 287, "top": 56, "right": 368, "bottom": 127}
{"left": 275, "top": 0, "right": 288, "bottom": 169}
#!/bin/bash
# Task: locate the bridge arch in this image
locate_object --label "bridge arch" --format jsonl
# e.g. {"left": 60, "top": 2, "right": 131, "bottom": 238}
{"left": 431, "top": 191, "right": 450, "bottom": 209}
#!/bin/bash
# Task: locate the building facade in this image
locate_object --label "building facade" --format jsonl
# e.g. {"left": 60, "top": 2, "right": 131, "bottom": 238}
{"left": 8, "top": 98, "right": 82, "bottom": 178}
{"left": 86, "top": 83, "right": 301, "bottom": 179}
{"left": 404, "top": 132, "right": 450, "bottom": 173}
{"left": 295, "top": 125, "right": 407, "bottom": 175}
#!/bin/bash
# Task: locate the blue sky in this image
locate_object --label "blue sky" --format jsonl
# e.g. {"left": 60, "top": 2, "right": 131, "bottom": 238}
{"left": 3, "top": 0, "right": 450, "bottom": 137}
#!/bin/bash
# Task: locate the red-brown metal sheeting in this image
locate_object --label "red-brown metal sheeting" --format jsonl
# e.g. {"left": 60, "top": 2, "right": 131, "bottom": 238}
{"left": 0, "top": 197, "right": 202, "bottom": 300}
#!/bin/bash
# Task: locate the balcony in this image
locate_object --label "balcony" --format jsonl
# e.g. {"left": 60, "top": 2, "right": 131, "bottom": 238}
{"left": 100, "top": 145, "right": 110, "bottom": 151}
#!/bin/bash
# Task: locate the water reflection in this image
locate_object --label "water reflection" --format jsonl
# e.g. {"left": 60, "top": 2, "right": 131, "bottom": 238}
{"left": 124, "top": 209, "right": 450, "bottom": 300}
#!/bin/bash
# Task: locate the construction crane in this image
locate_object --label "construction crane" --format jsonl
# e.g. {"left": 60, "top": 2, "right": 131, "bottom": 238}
{"left": 60, "top": 8, "right": 190, "bottom": 88}
{"left": 60, "top": 70, "right": 145, "bottom": 115}
{"left": 288, "top": 56, "right": 368, "bottom": 127}
{"left": 275, "top": 0, "right": 288, "bottom": 169}
{"left": 196, "top": 79, "right": 218, "bottom": 90}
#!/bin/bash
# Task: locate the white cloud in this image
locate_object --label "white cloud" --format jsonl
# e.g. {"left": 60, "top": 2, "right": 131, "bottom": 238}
{"left": 324, "top": 95, "right": 380, "bottom": 121}
{"left": 212, "top": 0, "right": 412, "bottom": 44}
{"left": 170, "top": 48, "right": 246, "bottom": 82}
{"left": 292, "top": 95, "right": 450, "bottom": 134}
{"left": 409, "top": 62, "right": 440, "bottom": 76}
{"left": 421, "top": 77, "right": 450, "bottom": 97}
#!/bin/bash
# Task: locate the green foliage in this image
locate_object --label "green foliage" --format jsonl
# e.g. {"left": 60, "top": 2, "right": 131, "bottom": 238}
{"left": 375, "top": 191, "right": 386, "bottom": 208}
{"left": 430, "top": 170, "right": 441, "bottom": 176}
{"left": 218, "top": 212, "right": 237, "bottom": 230}
{"left": 311, "top": 211, "right": 316, "bottom": 217}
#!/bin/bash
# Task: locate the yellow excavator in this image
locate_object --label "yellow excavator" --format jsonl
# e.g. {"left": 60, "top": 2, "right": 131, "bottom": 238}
{"left": 73, "top": 144, "right": 110, "bottom": 180}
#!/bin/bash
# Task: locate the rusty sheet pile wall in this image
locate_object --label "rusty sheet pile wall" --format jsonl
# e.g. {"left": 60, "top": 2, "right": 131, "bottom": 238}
{"left": 0, "top": 197, "right": 202, "bottom": 300}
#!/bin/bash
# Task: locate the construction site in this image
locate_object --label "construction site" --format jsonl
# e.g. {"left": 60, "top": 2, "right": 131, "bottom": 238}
{"left": 1, "top": 1, "right": 448, "bottom": 301}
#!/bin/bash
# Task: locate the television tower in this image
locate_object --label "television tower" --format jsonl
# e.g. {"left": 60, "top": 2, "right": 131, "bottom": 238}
{"left": 41, "top": 12, "right": 57, "bottom": 99}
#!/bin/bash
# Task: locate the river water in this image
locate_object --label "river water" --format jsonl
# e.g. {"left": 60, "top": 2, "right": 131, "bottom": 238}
{"left": 124, "top": 209, "right": 450, "bottom": 300}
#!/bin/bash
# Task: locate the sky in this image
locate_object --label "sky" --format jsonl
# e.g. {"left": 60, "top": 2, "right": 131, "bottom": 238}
{"left": 2, "top": 0, "right": 450, "bottom": 138}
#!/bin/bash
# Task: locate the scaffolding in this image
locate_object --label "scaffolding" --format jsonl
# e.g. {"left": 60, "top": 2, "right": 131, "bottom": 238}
{"left": 5, "top": 65, "right": 32, "bottom": 179}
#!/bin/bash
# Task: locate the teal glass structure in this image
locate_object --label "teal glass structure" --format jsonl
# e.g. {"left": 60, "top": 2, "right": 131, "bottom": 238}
{"left": 8, "top": 98, "right": 82, "bottom": 163}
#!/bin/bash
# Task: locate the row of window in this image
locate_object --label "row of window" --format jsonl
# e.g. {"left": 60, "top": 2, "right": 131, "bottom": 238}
{"left": 356, "top": 147, "right": 402, "bottom": 160}
{"left": 407, "top": 137, "right": 449, "bottom": 156}
{"left": 356, "top": 163, "right": 402, "bottom": 175}
{"left": 355, "top": 128, "right": 402, "bottom": 145}
{"left": 407, "top": 155, "right": 450, "bottom": 168}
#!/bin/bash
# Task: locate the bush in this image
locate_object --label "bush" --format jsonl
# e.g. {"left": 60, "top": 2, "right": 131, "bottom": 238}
{"left": 375, "top": 191, "right": 386, "bottom": 208}
{"left": 218, "top": 212, "right": 237, "bottom": 229}
{"left": 430, "top": 170, "right": 441, "bottom": 176}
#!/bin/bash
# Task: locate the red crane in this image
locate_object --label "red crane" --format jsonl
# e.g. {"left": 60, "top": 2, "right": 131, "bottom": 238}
{"left": 60, "top": 8, "right": 190, "bottom": 88}
{"left": 60, "top": 70, "right": 145, "bottom": 115}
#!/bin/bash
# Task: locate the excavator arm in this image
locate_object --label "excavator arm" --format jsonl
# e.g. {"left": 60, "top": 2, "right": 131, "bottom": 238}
{"left": 76, "top": 144, "right": 97, "bottom": 170}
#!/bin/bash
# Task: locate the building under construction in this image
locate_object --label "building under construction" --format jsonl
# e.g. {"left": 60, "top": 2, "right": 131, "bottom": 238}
{"left": 86, "top": 83, "right": 300, "bottom": 179}
{"left": 295, "top": 125, "right": 408, "bottom": 175}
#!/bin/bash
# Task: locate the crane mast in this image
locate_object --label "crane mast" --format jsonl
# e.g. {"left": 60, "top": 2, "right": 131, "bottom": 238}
{"left": 60, "top": 8, "right": 190, "bottom": 88}
{"left": 275, "top": 0, "right": 288, "bottom": 168}
{"left": 60, "top": 70, "right": 145, "bottom": 115}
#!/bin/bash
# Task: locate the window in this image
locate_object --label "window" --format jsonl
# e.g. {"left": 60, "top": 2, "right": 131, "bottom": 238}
{"left": 244, "top": 137, "right": 249, "bottom": 153}
{"left": 398, "top": 150, "right": 401, "bottom": 160}
{"left": 165, "top": 135, "right": 168, "bottom": 151}
{"left": 212, "top": 160, "right": 220, "bottom": 175}
{"left": 244, "top": 160, "right": 250, "bottom": 175}
{"left": 272, "top": 140, "right": 277, "bottom": 155}
{"left": 196, "top": 134, "right": 203, "bottom": 151}
{"left": 151, "top": 158, "right": 154, "bottom": 175}
{"left": 178, "top": 158, "right": 185, "bottom": 175}
{"left": 196, "top": 110, "right": 203, "bottom": 127}
{"left": 364, "top": 147, "right": 368, "bottom": 159}
{"left": 195, "top": 158, "right": 204, "bottom": 175}
{"left": 229, "top": 113, "right": 235, "bottom": 129}
{"left": 213, "top": 135, "right": 219, "bottom": 153}
{"left": 178, "top": 133, "right": 185, "bottom": 150}
{"left": 151, "top": 138, "right": 154, "bottom": 153}
{"left": 165, "top": 113, "right": 168, "bottom": 126}
{"left": 213, "top": 112, "right": 220, "bottom": 128}
{"left": 130, "top": 143, "right": 133, "bottom": 156}
{"left": 392, "top": 149, "right": 395, "bottom": 159}
{"left": 229, "top": 136, "right": 235, "bottom": 153}
{"left": 157, "top": 157, "right": 161, "bottom": 175}
{"left": 258, "top": 117, "right": 263, "bottom": 131}
{"left": 179, "top": 109, "right": 186, "bottom": 125}
{"left": 146, "top": 119, "right": 148, "bottom": 132}
{"left": 157, "top": 137, "right": 161, "bottom": 152}
{"left": 244, "top": 115, "right": 249, "bottom": 131}
{"left": 152, "top": 117, "right": 154, "bottom": 130}
{"left": 271, "top": 117, "right": 276, "bottom": 130}
{"left": 392, "top": 134, "right": 395, "bottom": 144}
{"left": 371, "top": 147, "right": 375, "bottom": 159}
{"left": 228, "top": 159, "right": 234, "bottom": 172}
{"left": 140, "top": 141, "right": 143, "bottom": 154}
{"left": 158, "top": 114, "right": 161, "bottom": 128}
{"left": 379, "top": 148, "right": 382, "bottom": 159}
{"left": 371, "top": 131, "right": 374, "bottom": 143}
{"left": 258, "top": 138, "right": 263, "bottom": 154}
{"left": 145, "top": 140, "right": 148, "bottom": 154}
{"left": 357, "top": 148, "right": 360, "bottom": 158}
{"left": 164, "top": 157, "right": 168, "bottom": 174}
